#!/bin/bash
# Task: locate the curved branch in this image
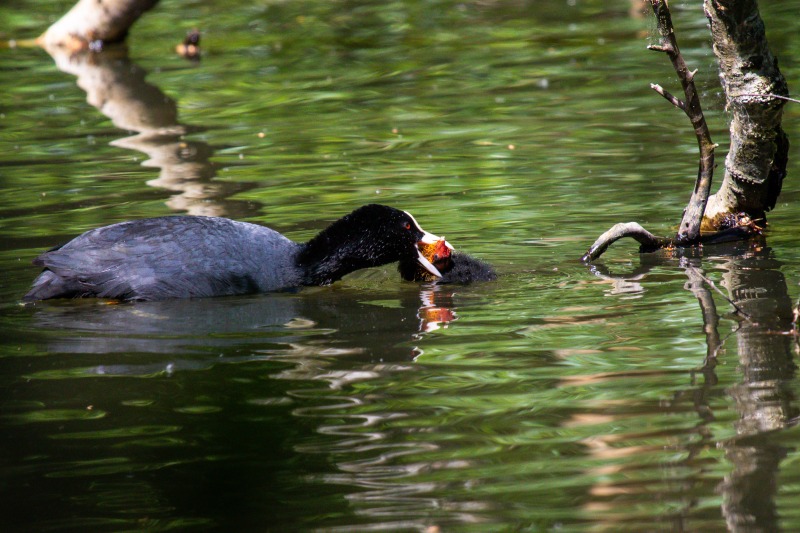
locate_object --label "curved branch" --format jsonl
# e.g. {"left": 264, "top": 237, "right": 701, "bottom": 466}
{"left": 581, "top": 223, "right": 668, "bottom": 263}
{"left": 581, "top": 221, "right": 762, "bottom": 263}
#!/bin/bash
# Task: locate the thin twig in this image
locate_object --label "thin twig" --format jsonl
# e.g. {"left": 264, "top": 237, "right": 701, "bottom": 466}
{"left": 650, "top": 0, "right": 715, "bottom": 244}
{"left": 651, "top": 83, "right": 686, "bottom": 110}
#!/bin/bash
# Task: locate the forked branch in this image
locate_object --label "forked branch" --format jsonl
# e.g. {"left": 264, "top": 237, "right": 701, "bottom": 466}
{"left": 581, "top": 0, "right": 758, "bottom": 263}
{"left": 648, "top": 1, "right": 716, "bottom": 244}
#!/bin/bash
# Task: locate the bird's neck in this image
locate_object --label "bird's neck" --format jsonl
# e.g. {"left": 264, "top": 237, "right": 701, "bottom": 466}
{"left": 296, "top": 223, "right": 373, "bottom": 285}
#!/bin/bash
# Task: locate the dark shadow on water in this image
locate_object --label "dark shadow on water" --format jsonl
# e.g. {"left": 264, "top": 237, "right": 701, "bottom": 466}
{"left": 6, "top": 283, "right": 466, "bottom": 531}
{"left": 586, "top": 237, "right": 798, "bottom": 531}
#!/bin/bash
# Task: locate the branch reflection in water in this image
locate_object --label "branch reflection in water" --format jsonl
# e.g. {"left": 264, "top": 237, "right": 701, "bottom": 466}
{"left": 586, "top": 239, "right": 797, "bottom": 530}
{"left": 44, "top": 44, "right": 259, "bottom": 217}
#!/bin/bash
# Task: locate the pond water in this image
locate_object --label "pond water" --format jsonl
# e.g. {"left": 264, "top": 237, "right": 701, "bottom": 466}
{"left": 3, "top": 0, "right": 800, "bottom": 530}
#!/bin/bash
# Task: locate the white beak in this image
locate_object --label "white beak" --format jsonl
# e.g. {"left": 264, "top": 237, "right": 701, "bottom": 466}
{"left": 404, "top": 210, "right": 454, "bottom": 278}
{"left": 416, "top": 248, "right": 443, "bottom": 278}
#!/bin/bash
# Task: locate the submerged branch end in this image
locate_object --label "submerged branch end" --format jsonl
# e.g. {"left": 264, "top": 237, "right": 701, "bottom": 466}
{"left": 581, "top": 222, "right": 666, "bottom": 263}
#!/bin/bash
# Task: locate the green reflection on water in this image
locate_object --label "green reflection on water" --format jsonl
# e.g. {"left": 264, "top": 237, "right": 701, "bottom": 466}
{"left": 8, "top": 408, "right": 106, "bottom": 424}
{"left": 1, "top": 0, "right": 800, "bottom": 531}
{"left": 49, "top": 425, "right": 181, "bottom": 440}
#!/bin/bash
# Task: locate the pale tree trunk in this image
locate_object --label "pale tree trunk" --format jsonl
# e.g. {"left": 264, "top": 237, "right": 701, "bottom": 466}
{"left": 702, "top": 0, "right": 789, "bottom": 228}
{"left": 38, "top": 0, "right": 158, "bottom": 51}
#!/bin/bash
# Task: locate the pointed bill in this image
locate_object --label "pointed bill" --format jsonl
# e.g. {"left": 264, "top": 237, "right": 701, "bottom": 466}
{"left": 405, "top": 211, "right": 453, "bottom": 248}
{"left": 416, "top": 248, "right": 443, "bottom": 278}
{"left": 404, "top": 210, "right": 453, "bottom": 278}
{"left": 419, "top": 230, "right": 454, "bottom": 250}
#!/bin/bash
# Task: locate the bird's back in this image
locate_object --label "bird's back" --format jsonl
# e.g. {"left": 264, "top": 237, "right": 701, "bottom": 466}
{"left": 25, "top": 216, "right": 302, "bottom": 301}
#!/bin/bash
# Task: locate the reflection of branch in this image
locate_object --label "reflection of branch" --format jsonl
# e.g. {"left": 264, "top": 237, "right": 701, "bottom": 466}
{"left": 37, "top": 0, "right": 262, "bottom": 217}
{"left": 684, "top": 263, "right": 751, "bottom": 321}
{"left": 708, "top": 248, "right": 795, "bottom": 532}
{"left": 587, "top": 240, "right": 796, "bottom": 533}
{"left": 49, "top": 46, "right": 178, "bottom": 132}
{"left": 684, "top": 264, "right": 723, "bottom": 361}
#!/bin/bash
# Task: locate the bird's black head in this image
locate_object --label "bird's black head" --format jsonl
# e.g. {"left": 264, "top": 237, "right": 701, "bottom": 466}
{"left": 298, "top": 204, "right": 452, "bottom": 285}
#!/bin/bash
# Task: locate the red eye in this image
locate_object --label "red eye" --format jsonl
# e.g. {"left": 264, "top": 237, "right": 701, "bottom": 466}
{"left": 404, "top": 222, "right": 411, "bottom": 230}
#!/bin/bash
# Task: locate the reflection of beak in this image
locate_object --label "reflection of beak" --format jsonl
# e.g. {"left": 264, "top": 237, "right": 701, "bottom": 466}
{"left": 416, "top": 231, "right": 453, "bottom": 278}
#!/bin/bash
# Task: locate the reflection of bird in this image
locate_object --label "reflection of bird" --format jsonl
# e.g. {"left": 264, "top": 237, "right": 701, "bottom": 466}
{"left": 24, "top": 205, "right": 448, "bottom": 301}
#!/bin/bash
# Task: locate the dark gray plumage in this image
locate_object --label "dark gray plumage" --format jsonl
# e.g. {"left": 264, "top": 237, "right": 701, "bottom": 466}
{"left": 24, "top": 204, "right": 444, "bottom": 301}
{"left": 436, "top": 252, "right": 497, "bottom": 284}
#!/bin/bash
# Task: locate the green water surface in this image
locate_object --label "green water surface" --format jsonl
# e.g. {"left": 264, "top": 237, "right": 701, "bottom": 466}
{"left": 2, "top": 1, "right": 800, "bottom": 530}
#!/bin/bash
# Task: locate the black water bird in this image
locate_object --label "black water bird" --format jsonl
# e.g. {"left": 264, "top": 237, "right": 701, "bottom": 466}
{"left": 433, "top": 252, "right": 497, "bottom": 283}
{"left": 399, "top": 250, "right": 497, "bottom": 284}
{"left": 24, "top": 204, "right": 449, "bottom": 301}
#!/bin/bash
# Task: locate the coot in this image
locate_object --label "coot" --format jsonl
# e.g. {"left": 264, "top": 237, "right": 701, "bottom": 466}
{"left": 24, "top": 204, "right": 450, "bottom": 301}
{"left": 398, "top": 237, "right": 496, "bottom": 284}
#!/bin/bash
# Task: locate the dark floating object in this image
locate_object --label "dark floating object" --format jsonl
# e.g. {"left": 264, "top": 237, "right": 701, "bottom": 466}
{"left": 24, "top": 204, "right": 449, "bottom": 302}
{"left": 434, "top": 252, "right": 497, "bottom": 284}
{"left": 399, "top": 238, "right": 496, "bottom": 284}
{"left": 176, "top": 29, "right": 201, "bottom": 60}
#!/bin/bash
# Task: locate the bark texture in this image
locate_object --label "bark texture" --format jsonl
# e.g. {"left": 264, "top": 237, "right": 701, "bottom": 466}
{"left": 38, "top": 0, "right": 158, "bottom": 50}
{"left": 702, "top": 0, "right": 789, "bottom": 227}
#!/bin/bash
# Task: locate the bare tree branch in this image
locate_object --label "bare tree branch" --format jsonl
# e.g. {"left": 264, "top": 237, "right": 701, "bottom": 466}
{"left": 684, "top": 263, "right": 752, "bottom": 320}
{"left": 581, "top": 223, "right": 667, "bottom": 263}
{"left": 581, "top": 0, "right": 769, "bottom": 263}
{"left": 650, "top": 0, "right": 716, "bottom": 244}
{"left": 651, "top": 83, "right": 685, "bottom": 111}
